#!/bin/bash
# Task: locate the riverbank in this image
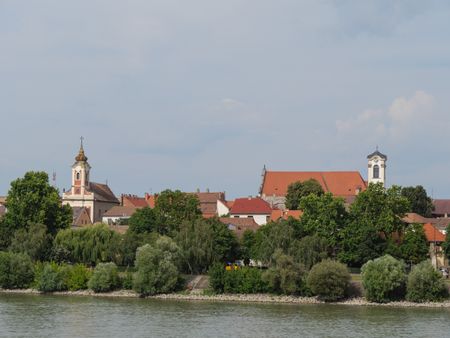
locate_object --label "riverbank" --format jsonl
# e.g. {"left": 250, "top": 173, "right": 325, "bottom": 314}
{"left": 2, "top": 288, "right": 450, "bottom": 308}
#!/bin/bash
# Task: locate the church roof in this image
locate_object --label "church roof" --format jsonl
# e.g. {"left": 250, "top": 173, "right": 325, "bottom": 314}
{"left": 260, "top": 171, "right": 367, "bottom": 198}
{"left": 89, "top": 183, "right": 120, "bottom": 203}
{"left": 367, "top": 150, "right": 387, "bottom": 160}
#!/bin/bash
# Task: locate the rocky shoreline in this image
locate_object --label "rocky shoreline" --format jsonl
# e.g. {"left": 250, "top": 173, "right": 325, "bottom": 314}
{"left": 1, "top": 288, "right": 450, "bottom": 308}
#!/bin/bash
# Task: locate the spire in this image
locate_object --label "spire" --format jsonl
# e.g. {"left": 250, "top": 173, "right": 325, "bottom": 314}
{"left": 75, "top": 136, "right": 88, "bottom": 162}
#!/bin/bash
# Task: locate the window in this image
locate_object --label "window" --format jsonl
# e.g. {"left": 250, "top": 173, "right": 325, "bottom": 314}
{"left": 373, "top": 165, "right": 380, "bottom": 179}
{"left": 76, "top": 172, "right": 80, "bottom": 180}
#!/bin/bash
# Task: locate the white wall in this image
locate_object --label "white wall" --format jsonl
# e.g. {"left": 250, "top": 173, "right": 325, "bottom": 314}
{"left": 230, "top": 214, "right": 269, "bottom": 225}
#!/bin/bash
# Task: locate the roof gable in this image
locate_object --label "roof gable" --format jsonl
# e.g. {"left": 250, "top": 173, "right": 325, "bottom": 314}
{"left": 230, "top": 197, "right": 272, "bottom": 215}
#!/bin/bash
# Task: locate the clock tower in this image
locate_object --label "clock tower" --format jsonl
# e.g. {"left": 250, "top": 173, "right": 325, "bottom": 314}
{"left": 367, "top": 148, "right": 387, "bottom": 187}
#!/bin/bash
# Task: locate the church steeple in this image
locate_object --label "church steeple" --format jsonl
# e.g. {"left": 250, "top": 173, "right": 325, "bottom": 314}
{"left": 75, "top": 136, "right": 88, "bottom": 162}
{"left": 71, "top": 137, "right": 91, "bottom": 195}
{"left": 367, "top": 147, "right": 387, "bottom": 187}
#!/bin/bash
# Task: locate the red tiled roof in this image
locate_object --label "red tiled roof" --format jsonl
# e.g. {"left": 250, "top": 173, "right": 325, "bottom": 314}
{"left": 219, "top": 217, "right": 259, "bottom": 238}
{"left": 121, "top": 195, "right": 148, "bottom": 208}
{"left": 230, "top": 197, "right": 272, "bottom": 215}
{"left": 270, "top": 209, "right": 303, "bottom": 222}
{"left": 89, "top": 182, "right": 120, "bottom": 203}
{"left": 403, "top": 213, "right": 429, "bottom": 224}
{"left": 423, "top": 223, "right": 446, "bottom": 242}
{"left": 145, "top": 193, "right": 157, "bottom": 208}
{"left": 433, "top": 199, "right": 450, "bottom": 216}
{"left": 103, "top": 206, "right": 137, "bottom": 217}
{"left": 261, "top": 171, "right": 367, "bottom": 198}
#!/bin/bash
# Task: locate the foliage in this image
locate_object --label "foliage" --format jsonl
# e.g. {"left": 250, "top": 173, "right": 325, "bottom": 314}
{"left": 339, "top": 184, "right": 410, "bottom": 267}
{"left": 117, "top": 231, "right": 159, "bottom": 267}
{"left": 285, "top": 179, "right": 324, "bottom": 210}
{"left": 155, "top": 190, "right": 201, "bottom": 233}
{"left": 299, "top": 193, "right": 347, "bottom": 250}
{"left": 0, "top": 172, "right": 72, "bottom": 249}
{"left": 133, "top": 237, "right": 181, "bottom": 296}
{"left": 289, "top": 235, "right": 329, "bottom": 270}
{"left": 401, "top": 186, "right": 434, "bottom": 217}
{"left": 400, "top": 223, "right": 429, "bottom": 265}
{"left": 442, "top": 224, "right": 450, "bottom": 259}
{"left": 35, "top": 262, "right": 68, "bottom": 292}
{"left": 240, "top": 230, "right": 256, "bottom": 265}
{"left": 406, "top": 261, "right": 448, "bottom": 303}
{"left": 262, "top": 250, "right": 307, "bottom": 295}
{"left": 208, "top": 264, "right": 268, "bottom": 294}
{"left": 121, "top": 271, "right": 134, "bottom": 290}
{"left": 176, "top": 218, "right": 239, "bottom": 274}
{"left": 306, "top": 260, "right": 351, "bottom": 301}
{"left": 9, "top": 223, "right": 52, "bottom": 261}
{"left": 252, "top": 220, "right": 295, "bottom": 264}
{"left": 88, "top": 262, "right": 120, "bottom": 293}
{"left": 0, "top": 251, "right": 34, "bottom": 289}
{"left": 361, "top": 255, "right": 406, "bottom": 303}
{"left": 53, "top": 224, "right": 121, "bottom": 265}
{"left": 128, "top": 207, "right": 160, "bottom": 234}
{"left": 67, "top": 264, "right": 92, "bottom": 291}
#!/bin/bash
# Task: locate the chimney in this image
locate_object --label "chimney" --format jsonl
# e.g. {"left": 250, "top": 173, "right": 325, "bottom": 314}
{"left": 206, "top": 188, "right": 210, "bottom": 193}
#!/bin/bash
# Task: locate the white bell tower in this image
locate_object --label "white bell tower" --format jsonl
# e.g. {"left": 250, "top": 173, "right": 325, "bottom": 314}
{"left": 367, "top": 148, "right": 387, "bottom": 187}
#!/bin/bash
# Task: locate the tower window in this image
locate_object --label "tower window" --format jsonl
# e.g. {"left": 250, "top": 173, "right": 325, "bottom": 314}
{"left": 76, "top": 172, "right": 80, "bottom": 180}
{"left": 373, "top": 165, "right": 380, "bottom": 179}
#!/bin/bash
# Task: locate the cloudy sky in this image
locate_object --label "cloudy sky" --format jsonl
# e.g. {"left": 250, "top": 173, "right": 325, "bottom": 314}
{"left": 1, "top": 0, "right": 450, "bottom": 199}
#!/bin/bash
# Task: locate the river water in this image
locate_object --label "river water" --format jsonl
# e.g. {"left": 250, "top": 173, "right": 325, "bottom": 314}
{"left": 0, "top": 294, "right": 449, "bottom": 337}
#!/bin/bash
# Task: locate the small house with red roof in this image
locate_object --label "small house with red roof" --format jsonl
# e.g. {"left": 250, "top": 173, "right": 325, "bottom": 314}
{"left": 229, "top": 197, "right": 272, "bottom": 225}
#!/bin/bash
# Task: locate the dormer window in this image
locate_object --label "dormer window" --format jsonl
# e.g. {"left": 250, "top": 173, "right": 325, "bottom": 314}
{"left": 373, "top": 165, "right": 380, "bottom": 179}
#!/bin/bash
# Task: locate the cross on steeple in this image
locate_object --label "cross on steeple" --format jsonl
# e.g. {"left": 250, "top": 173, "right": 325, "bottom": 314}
{"left": 80, "top": 136, "right": 84, "bottom": 149}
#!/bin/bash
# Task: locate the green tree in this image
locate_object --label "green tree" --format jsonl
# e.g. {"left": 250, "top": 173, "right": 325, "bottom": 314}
{"left": 128, "top": 207, "right": 160, "bottom": 234}
{"left": 406, "top": 260, "right": 448, "bottom": 303}
{"left": 401, "top": 186, "right": 434, "bottom": 217}
{"left": 299, "top": 193, "right": 347, "bottom": 251}
{"left": 9, "top": 223, "right": 52, "bottom": 261}
{"left": 285, "top": 179, "right": 324, "bottom": 210}
{"left": 117, "top": 231, "right": 159, "bottom": 267}
{"left": 400, "top": 223, "right": 429, "bottom": 265}
{"left": 88, "top": 262, "right": 120, "bottom": 292}
{"left": 0, "top": 252, "right": 34, "bottom": 289}
{"left": 307, "top": 260, "right": 351, "bottom": 301}
{"left": 361, "top": 255, "right": 406, "bottom": 303}
{"left": 155, "top": 190, "right": 202, "bottom": 233}
{"left": 0, "top": 172, "right": 72, "bottom": 248}
{"left": 240, "top": 230, "right": 256, "bottom": 265}
{"left": 133, "top": 237, "right": 181, "bottom": 296}
{"left": 289, "top": 235, "right": 329, "bottom": 270}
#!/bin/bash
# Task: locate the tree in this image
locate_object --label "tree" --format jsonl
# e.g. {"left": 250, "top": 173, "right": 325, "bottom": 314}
{"left": 240, "top": 230, "right": 256, "bottom": 265}
{"left": 442, "top": 224, "right": 450, "bottom": 259}
{"left": 338, "top": 183, "right": 410, "bottom": 267}
{"left": 9, "top": 223, "right": 52, "bottom": 261}
{"left": 0, "top": 252, "right": 34, "bottom": 289}
{"left": 307, "top": 260, "right": 351, "bottom": 301}
{"left": 406, "top": 260, "right": 448, "bottom": 303}
{"left": 117, "top": 231, "right": 159, "bottom": 267}
{"left": 299, "top": 193, "right": 348, "bottom": 251}
{"left": 88, "top": 262, "right": 120, "bottom": 293}
{"left": 289, "top": 235, "right": 329, "bottom": 270}
{"left": 285, "top": 179, "right": 324, "bottom": 210}
{"left": 0, "top": 172, "right": 72, "bottom": 249}
{"left": 401, "top": 186, "right": 434, "bottom": 217}
{"left": 155, "top": 190, "right": 202, "bottom": 233}
{"left": 133, "top": 237, "right": 181, "bottom": 296}
{"left": 400, "top": 223, "right": 429, "bottom": 265}
{"left": 128, "top": 207, "right": 160, "bottom": 234}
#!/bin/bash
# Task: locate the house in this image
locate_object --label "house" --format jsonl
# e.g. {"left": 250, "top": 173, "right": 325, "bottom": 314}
{"left": 229, "top": 197, "right": 272, "bottom": 225}
{"left": 258, "top": 150, "right": 385, "bottom": 209}
{"left": 121, "top": 194, "right": 148, "bottom": 208}
{"left": 270, "top": 209, "right": 302, "bottom": 222}
{"left": 62, "top": 140, "right": 120, "bottom": 223}
{"left": 72, "top": 206, "right": 92, "bottom": 227}
{"left": 102, "top": 206, "right": 137, "bottom": 225}
{"left": 432, "top": 199, "right": 450, "bottom": 218}
{"left": 423, "top": 223, "right": 447, "bottom": 268}
{"left": 219, "top": 217, "right": 259, "bottom": 238}
{"left": 194, "top": 191, "right": 226, "bottom": 218}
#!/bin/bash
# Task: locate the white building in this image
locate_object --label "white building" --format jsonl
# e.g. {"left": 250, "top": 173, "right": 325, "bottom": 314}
{"left": 62, "top": 141, "right": 119, "bottom": 223}
{"left": 367, "top": 149, "right": 387, "bottom": 187}
{"left": 229, "top": 197, "right": 272, "bottom": 226}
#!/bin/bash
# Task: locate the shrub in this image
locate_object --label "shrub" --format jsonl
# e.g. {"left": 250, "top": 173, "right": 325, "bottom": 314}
{"left": 35, "top": 262, "right": 67, "bottom": 292}
{"left": 133, "top": 237, "right": 181, "bottom": 296}
{"left": 361, "top": 255, "right": 406, "bottom": 303}
{"left": 406, "top": 261, "right": 448, "bottom": 303}
{"left": 262, "top": 250, "right": 306, "bottom": 295}
{"left": 306, "top": 260, "right": 351, "bottom": 301}
{"left": 0, "top": 251, "right": 34, "bottom": 289}
{"left": 67, "top": 264, "right": 92, "bottom": 291}
{"left": 88, "top": 262, "right": 120, "bottom": 293}
{"left": 208, "top": 263, "right": 225, "bottom": 293}
{"left": 121, "top": 271, "right": 134, "bottom": 290}
{"left": 208, "top": 264, "right": 267, "bottom": 294}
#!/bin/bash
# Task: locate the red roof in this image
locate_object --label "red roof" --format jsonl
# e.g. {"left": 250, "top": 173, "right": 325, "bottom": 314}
{"left": 423, "top": 223, "right": 446, "bottom": 243}
{"left": 121, "top": 194, "right": 148, "bottom": 208}
{"left": 219, "top": 217, "right": 259, "bottom": 238}
{"left": 260, "top": 171, "right": 367, "bottom": 198}
{"left": 433, "top": 199, "right": 450, "bottom": 216}
{"left": 230, "top": 197, "right": 272, "bottom": 215}
{"left": 270, "top": 209, "right": 303, "bottom": 222}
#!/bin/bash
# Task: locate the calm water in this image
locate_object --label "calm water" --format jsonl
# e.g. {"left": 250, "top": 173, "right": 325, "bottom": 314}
{"left": 0, "top": 294, "right": 449, "bottom": 337}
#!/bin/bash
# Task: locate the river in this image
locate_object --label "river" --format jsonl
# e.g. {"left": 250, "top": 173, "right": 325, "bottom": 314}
{"left": 0, "top": 294, "right": 449, "bottom": 337}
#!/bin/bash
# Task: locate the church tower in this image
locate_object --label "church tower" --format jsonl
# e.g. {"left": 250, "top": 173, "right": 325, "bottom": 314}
{"left": 367, "top": 148, "right": 387, "bottom": 187}
{"left": 71, "top": 137, "right": 91, "bottom": 196}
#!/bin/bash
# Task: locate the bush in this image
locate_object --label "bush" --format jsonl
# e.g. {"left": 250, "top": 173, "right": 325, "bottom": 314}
{"left": 406, "top": 261, "right": 448, "bottom": 303}
{"left": 262, "top": 250, "right": 306, "bottom": 295}
{"left": 121, "top": 270, "right": 134, "bottom": 290}
{"left": 67, "top": 264, "right": 92, "bottom": 291}
{"left": 88, "top": 262, "right": 120, "bottom": 293}
{"left": 208, "top": 263, "right": 225, "bottom": 293}
{"left": 35, "top": 262, "right": 67, "bottom": 292}
{"left": 306, "top": 260, "right": 351, "bottom": 301}
{"left": 361, "top": 255, "right": 406, "bottom": 303}
{"left": 208, "top": 264, "right": 268, "bottom": 294}
{"left": 133, "top": 237, "right": 181, "bottom": 296}
{"left": 0, "top": 251, "right": 34, "bottom": 289}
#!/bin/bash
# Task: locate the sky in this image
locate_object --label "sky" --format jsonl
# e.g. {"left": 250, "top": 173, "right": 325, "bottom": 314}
{"left": 1, "top": 0, "right": 450, "bottom": 199}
